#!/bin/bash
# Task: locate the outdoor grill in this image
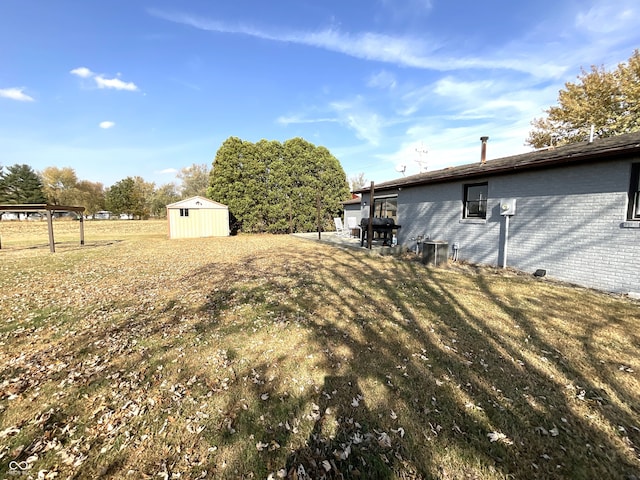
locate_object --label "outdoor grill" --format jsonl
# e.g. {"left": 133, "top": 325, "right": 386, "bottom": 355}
{"left": 360, "top": 217, "right": 401, "bottom": 247}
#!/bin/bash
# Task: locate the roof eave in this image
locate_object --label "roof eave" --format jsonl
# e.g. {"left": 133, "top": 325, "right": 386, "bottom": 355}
{"left": 355, "top": 136, "right": 640, "bottom": 194}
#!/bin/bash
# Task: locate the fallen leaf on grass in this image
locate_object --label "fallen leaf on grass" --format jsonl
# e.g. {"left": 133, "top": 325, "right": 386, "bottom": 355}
{"left": 256, "top": 441, "right": 269, "bottom": 451}
{"left": 0, "top": 426, "right": 20, "bottom": 438}
{"left": 487, "top": 431, "right": 513, "bottom": 445}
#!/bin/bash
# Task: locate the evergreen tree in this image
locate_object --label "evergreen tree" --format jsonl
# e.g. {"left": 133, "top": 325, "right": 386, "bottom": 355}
{"left": 208, "top": 137, "right": 259, "bottom": 232}
{"left": 208, "top": 136, "right": 350, "bottom": 233}
{"left": 0, "top": 164, "right": 5, "bottom": 202}
{"left": 527, "top": 50, "right": 640, "bottom": 148}
{"left": 0, "top": 164, "right": 46, "bottom": 204}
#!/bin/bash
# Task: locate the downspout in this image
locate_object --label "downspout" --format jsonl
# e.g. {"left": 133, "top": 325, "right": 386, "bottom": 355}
{"left": 503, "top": 215, "right": 510, "bottom": 269}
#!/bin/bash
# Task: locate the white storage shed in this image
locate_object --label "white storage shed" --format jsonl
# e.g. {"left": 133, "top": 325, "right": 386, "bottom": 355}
{"left": 167, "top": 196, "right": 229, "bottom": 239}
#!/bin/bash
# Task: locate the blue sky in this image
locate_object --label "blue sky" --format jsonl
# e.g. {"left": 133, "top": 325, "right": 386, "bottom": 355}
{"left": 1, "top": 0, "right": 639, "bottom": 189}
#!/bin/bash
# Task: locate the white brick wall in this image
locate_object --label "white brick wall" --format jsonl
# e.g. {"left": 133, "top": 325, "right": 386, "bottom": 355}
{"left": 373, "top": 158, "right": 640, "bottom": 294}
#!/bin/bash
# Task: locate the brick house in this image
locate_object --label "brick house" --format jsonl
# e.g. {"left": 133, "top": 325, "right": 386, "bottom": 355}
{"left": 355, "top": 132, "right": 640, "bottom": 296}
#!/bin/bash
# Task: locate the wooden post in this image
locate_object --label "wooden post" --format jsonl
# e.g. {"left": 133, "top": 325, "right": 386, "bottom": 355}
{"left": 316, "top": 192, "right": 322, "bottom": 240}
{"left": 79, "top": 215, "right": 85, "bottom": 245}
{"left": 368, "top": 181, "right": 375, "bottom": 249}
{"left": 46, "top": 209, "right": 55, "bottom": 253}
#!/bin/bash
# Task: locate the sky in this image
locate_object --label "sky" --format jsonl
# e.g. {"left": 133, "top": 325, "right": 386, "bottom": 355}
{"left": 1, "top": 0, "right": 639, "bottom": 189}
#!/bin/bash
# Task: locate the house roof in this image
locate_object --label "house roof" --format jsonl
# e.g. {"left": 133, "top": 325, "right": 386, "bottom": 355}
{"left": 166, "top": 196, "right": 227, "bottom": 209}
{"left": 354, "top": 131, "right": 640, "bottom": 194}
{"left": 341, "top": 197, "right": 362, "bottom": 205}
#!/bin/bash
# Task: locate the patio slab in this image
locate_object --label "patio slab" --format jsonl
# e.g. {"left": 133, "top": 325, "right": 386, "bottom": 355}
{"left": 291, "top": 231, "right": 404, "bottom": 256}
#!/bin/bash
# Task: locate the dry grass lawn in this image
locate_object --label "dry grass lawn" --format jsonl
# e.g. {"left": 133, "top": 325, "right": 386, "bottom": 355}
{"left": 0, "top": 219, "right": 639, "bottom": 479}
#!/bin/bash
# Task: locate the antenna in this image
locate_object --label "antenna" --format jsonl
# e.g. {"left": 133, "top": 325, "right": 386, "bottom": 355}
{"left": 395, "top": 164, "right": 407, "bottom": 176}
{"left": 415, "top": 142, "right": 428, "bottom": 173}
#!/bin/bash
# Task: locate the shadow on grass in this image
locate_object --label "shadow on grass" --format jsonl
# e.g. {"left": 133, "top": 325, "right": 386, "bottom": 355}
{"left": 187, "top": 244, "right": 640, "bottom": 479}
{"left": 1, "top": 237, "right": 639, "bottom": 479}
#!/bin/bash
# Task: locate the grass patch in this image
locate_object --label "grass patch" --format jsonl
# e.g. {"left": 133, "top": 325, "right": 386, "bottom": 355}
{"left": 0, "top": 221, "right": 639, "bottom": 478}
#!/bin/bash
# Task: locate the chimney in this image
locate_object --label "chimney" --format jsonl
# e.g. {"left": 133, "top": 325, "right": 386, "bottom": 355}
{"left": 480, "top": 136, "right": 489, "bottom": 164}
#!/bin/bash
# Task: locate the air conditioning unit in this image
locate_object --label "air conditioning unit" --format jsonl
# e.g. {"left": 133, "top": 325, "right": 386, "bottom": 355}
{"left": 500, "top": 198, "right": 517, "bottom": 216}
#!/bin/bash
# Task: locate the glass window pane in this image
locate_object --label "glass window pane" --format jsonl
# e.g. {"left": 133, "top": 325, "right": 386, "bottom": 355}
{"left": 373, "top": 197, "right": 398, "bottom": 222}
{"left": 464, "top": 183, "right": 488, "bottom": 219}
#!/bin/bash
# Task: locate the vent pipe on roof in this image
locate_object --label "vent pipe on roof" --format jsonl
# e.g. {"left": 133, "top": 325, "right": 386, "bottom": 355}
{"left": 480, "top": 136, "right": 489, "bottom": 164}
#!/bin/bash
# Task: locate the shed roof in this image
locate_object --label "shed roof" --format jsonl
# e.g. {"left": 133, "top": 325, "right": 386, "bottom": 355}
{"left": 354, "top": 131, "right": 640, "bottom": 194}
{"left": 166, "top": 196, "right": 227, "bottom": 209}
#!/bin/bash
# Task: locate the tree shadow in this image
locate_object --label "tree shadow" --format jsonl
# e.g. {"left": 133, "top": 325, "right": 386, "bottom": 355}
{"left": 284, "top": 375, "right": 398, "bottom": 479}
{"left": 187, "top": 243, "right": 640, "bottom": 478}
{"left": 2, "top": 236, "right": 639, "bottom": 479}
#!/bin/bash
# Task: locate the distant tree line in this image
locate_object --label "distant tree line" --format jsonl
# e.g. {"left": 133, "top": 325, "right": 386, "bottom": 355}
{"left": 1, "top": 135, "right": 350, "bottom": 230}
{"left": 0, "top": 163, "right": 210, "bottom": 219}
{"left": 208, "top": 137, "right": 350, "bottom": 233}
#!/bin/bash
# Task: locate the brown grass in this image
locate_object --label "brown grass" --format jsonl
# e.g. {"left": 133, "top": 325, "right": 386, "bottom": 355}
{"left": 0, "top": 220, "right": 639, "bottom": 479}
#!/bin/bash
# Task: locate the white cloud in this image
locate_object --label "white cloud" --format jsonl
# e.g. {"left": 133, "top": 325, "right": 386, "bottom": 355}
{"left": 277, "top": 114, "right": 337, "bottom": 125}
{"left": 0, "top": 87, "right": 34, "bottom": 102}
{"left": 367, "top": 70, "right": 397, "bottom": 90}
{"left": 576, "top": 3, "right": 637, "bottom": 34}
{"left": 99, "top": 121, "right": 115, "bottom": 129}
{"left": 329, "top": 98, "right": 385, "bottom": 146}
{"left": 94, "top": 75, "right": 139, "bottom": 91}
{"left": 157, "top": 168, "right": 179, "bottom": 175}
{"left": 149, "top": 9, "right": 569, "bottom": 78}
{"left": 70, "top": 67, "right": 139, "bottom": 91}
{"left": 278, "top": 98, "right": 385, "bottom": 146}
{"left": 70, "top": 67, "right": 94, "bottom": 78}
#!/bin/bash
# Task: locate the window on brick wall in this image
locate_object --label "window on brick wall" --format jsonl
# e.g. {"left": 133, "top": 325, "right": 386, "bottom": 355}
{"left": 373, "top": 196, "right": 398, "bottom": 222}
{"left": 628, "top": 163, "right": 640, "bottom": 221}
{"left": 463, "top": 183, "right": 488, "bottom": 219}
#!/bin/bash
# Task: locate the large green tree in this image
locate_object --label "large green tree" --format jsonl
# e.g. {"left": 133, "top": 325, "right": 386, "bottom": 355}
{"left": 105, "top": 177, "right": 137, "bottom": 218}
{"left": 527, "top": 50, "right": 640, "bottom": 148}
{"left": 208, "top": 137, "right": 350, "bottom": 233}
{"left": 0, "top": 164, "right": 46, "bottom": 204}
{"left": 207, "top": 137, "right": 261, "bottom": 232}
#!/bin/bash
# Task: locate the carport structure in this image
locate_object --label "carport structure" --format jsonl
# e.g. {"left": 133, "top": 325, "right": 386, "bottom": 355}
{"left": 0, "top": 204, "right": 85, "bottom": 253}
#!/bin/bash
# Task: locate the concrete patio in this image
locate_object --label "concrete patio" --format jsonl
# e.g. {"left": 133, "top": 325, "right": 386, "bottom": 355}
{"left": 292, "top": 231, "right": 405, "bottom": 256}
